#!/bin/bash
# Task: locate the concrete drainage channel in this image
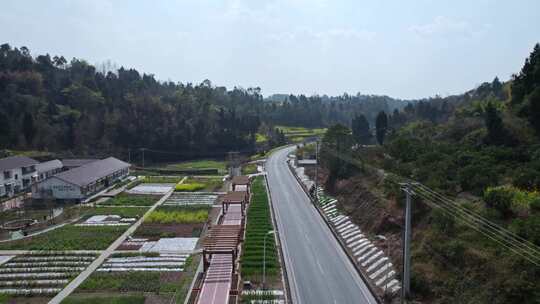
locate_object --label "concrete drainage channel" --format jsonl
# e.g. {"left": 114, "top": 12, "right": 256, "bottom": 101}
{"left": 287, "top": 158, "right": 401, "bottom": 302}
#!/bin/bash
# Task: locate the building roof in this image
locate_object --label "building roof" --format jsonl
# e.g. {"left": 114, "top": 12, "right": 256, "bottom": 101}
{"left": 231, "top": 175, "right": 250, "bottom": 185}
{"left": 61, "top": 159, "right": 98, "bottom": 168}
{"left": 222, "top": 191, "right": 248, "bottom": 203}
{"left": 36, "top": 160, "right": 63, "bottom": 173}
{"left": 53, "top": 157, "right": 130, "bottom": 187}
{"left": 0, "top": 156, "right": 39, "bottom": 171}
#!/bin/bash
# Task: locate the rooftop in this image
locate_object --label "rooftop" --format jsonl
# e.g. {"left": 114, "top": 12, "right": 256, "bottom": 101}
{"left": 221, "top": 191, "right": 248, "bottom": 203}
{"left": 0, "top": 156, "right": 39, "bottom": 171}
{"left": 53, "top": 157, "right": 130, "bottom": 187}
{"left": 36, "top": 159, "right": 63, "bottom": 173}
{"left": 61, "top": 159, "right": 98, "bottom": 168}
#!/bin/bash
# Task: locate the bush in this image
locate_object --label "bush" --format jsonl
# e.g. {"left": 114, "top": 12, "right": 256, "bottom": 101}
{"left": 484, "top": 185, "right": 539, "bottom": 217}
{"left": 175, "top": 183, "right": 205, "bottom": 192}
{"left": 484, "top": 186, "right": 514, "bottom": 217}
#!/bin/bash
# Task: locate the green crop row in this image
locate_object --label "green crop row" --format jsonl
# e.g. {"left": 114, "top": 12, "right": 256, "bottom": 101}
{"left": 99, "top": 194, "right": 159, "bottom": 206}
{"left": 145, "top": 209, "right": 209, "bottom": 224}
{"left": 175, "top": 183, "right": 206, "bottom": 192}
{"left": 240, "top": 176, "right": 280, "bottom": 282}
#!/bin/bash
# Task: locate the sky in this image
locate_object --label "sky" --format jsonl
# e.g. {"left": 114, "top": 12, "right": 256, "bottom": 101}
{"left": 1, "top": 0, "right": 539, "bottom": 99}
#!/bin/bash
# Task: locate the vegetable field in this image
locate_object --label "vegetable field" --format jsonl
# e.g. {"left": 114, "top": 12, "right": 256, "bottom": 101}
{"left": 240, "top": 177, "right": 280, "bottom": 282}
{"left": 0, "top": 252, "right": 97, "bottom": 297}
{"left": 98, "top": 194, "right": 159, "bottom": 206}
{"left": 0, "top": 225, "right": 128, "bottom": 250}
{"left": 145, "top": 206, "right": 210, "bottom": 225}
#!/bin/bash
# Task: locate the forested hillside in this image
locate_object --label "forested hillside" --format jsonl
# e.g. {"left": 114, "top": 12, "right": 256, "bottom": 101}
{"left": 0, "top": 43, "right": 416, "bottom": 158}
{"left": 318, "top": 43, "right": 540, "bottom": 303}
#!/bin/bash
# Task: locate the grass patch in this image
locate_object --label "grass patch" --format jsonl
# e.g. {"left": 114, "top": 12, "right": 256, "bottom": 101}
{"left": 256, "top": 133, "right": 268, "bottom": 143}
{"left": 0, "top": 224, "right": 128, "bottom": 250}
{"left": 175, "top": 183, "right": 205, "bottom": 192}
{"left": 99, "top": 194, "right": 159, "bottom": 206}
{"left": 240, "top": 177, "right": 280, "bottom": 282}
{"left": 63, "top": 295, "right": 146, "bottom": 304}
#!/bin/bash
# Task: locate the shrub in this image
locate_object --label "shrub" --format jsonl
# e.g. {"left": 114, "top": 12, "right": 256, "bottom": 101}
{"left": 484, "top": 186, "right": 514, "bottom": 217}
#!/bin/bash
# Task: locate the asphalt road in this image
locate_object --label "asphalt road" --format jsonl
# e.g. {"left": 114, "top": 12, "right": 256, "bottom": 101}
{"left": 267, "top": 146, "right": 377, "bottom": 304}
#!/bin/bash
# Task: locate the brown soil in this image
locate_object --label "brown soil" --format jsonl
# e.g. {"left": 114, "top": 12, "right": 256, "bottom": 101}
{"left": 7, "top": 297, "right": 51, "bottom": 304}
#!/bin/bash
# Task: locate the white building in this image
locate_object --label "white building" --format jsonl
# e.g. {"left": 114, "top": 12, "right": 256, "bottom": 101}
{"left": 36, "top": 160, "right": 63, "bottom": 181}
{"left": 0, "top": 156, "right": 39, "bottom": 197}
{"left": 33, "top": 157, "right": 130, "bottom": 201}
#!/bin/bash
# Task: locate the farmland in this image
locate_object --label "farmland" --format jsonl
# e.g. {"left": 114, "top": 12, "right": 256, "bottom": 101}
{"left": 175, "top": 183, "right": 205, "bottom": 192}
{"left": 240, "top": 177, "right": 280, "bottom": 285}
{"left": 182, "top": 177, "right": 224, "bottom": 192}
{"left": 276, "top": 125, "right": 326, "bottom": 143}
{"left": 0, "top": 225, "right": 127, "bottom": 251}
{"left": 97, "top": 194, "right": 159, "bottom": 206}
{"left": 141, "top": 176, "right": 184, "bottom": 184}
{"left": 0, "top": 252, "right": 98, "bottom": 301}
{"left": 145, "top": 209, "right": 208, "bottom": 224}
{"left": 163, "top": 160, "right": 227, "bottom": 174}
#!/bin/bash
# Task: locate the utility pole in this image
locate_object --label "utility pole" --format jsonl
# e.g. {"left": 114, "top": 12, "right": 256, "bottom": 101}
{"left": 140, "top": 148, "right": 146, "bottom": 168}
{"left": 128, "top": 148, "right": 131, "bottom": 164}
{"left": 400, "top": 182, "right": 415, "bottom": 302}
{"left": 314, "top": 140, "right": 319, "bottom": 201}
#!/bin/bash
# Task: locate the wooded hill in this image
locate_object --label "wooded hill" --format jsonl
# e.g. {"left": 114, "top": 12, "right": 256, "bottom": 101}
{"left": 318, "top": 43, "right": 540, "bottom": 303}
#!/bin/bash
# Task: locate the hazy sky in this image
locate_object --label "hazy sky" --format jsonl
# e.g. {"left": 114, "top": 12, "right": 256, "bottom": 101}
{"left": 1, "top": 0, "right": 539, "bottom": 99}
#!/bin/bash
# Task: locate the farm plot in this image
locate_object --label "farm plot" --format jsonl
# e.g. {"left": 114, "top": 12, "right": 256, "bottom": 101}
{"left": 163, "top": 192, "right": 218, "bottom": 207}
{"left": 0, "top": 252, "right": 97, "bottom": 298}
{"left": 178, "top": 177, "right": 224, "bottom": 192}
{"left": 0, "top": 207, "right": 148, "bottom": 250}
{"left": 0, "top": 225, "right": 128, "bottom": 251}
{"left": 126, "top": 184, "right": 174, "bottom": 195}
{"left": 240, "top": 177, "right": 280, "bottom": 285}
{"left": 97, "top": 194, "right": 160, "bottom": 206}
{"left": 126, "top": 205, "right": 210, "bottom": 248}
{"left": 70, "top": 253, "right": 197, "bottom": 303}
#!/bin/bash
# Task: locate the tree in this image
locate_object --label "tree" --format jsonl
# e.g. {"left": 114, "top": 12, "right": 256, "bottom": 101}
{"left": 22, "top": 113, "right": 36, "bottom": 146}
{"left": 375, "top": 111, "right": 388, "bottom": 145}
{"left": 484, "top": 101, "right": 506, "bottom": 145}
{"left": 351, "top": 114, "right": 370, "bottom": 144}
{"left": 320, "top": 124, "right": 354, "bottom": 188}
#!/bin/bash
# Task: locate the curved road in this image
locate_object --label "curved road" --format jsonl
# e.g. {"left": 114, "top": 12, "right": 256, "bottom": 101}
{"left": 267, "top": 146, "right": 377, "bottom": 304}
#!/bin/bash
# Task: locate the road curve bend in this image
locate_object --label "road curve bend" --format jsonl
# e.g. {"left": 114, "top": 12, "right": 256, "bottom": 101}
{"left": 266, "top": 146, "right": 377, "bottom": 304}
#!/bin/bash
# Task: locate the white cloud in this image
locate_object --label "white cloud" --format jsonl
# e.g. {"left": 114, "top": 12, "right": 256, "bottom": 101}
{"left": 409, "top": 16, "right": 490, "bottom": 38}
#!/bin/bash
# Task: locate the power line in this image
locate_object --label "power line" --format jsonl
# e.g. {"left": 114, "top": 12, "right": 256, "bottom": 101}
{"left": 318, "top": 144, "right": 540, "bottom": 266}
{"left": 413, "top": 183, "right": 540, "bottom": 257}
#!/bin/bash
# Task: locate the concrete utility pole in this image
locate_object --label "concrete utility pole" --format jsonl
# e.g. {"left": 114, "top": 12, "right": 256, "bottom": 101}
{"left": 140, "top": 148, "right": 146, "bottom": 168}
{"left": 128, "top": 148, "right": 131, "bottom": 163}
{"left": 400, "top": 182, "right": 415, "bottom": 302}
{"left": 314, "top": 140, "right": 319, "bottom": 201}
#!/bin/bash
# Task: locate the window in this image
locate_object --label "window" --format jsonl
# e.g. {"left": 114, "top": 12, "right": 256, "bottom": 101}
{"left": 3, "top": 171, "right": 11, "bottom": 179}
